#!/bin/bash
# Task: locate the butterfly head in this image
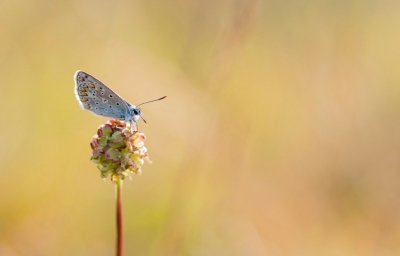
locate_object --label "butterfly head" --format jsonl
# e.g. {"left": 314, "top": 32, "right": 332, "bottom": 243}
{"left": 130, "top": 106, "right": 142, "bottom": 121}
{"left": 133, "top": 108, "right": 142, "bottom": 116}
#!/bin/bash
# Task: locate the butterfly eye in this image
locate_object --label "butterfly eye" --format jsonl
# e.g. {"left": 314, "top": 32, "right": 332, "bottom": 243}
{"left": 133, "top": 109, "right": 139, "bottom": 115}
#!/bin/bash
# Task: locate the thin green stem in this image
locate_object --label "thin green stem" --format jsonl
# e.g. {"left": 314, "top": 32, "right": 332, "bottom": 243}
{"left": 116, "top": 176, "right": 123, "bottom": 256}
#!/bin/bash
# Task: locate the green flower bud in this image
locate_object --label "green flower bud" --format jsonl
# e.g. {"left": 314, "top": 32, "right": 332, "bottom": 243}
{"left": 90, "top": 119, "right": 150, "bottom": 180}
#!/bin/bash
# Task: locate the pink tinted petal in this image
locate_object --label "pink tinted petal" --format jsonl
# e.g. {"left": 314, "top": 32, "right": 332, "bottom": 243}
{"left": 131, "top": 133, "right": 146, "bottom": 147}
{"left": 92, "top": 148, "right": 102, "bottom": 158}
{"left": 97, "top": 125, "right": 104, "bottom": 136}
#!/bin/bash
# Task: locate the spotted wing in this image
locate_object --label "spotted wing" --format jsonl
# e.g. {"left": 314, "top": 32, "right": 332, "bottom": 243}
{"left": 74, "top": 71, "right": 132, "bottom": 120}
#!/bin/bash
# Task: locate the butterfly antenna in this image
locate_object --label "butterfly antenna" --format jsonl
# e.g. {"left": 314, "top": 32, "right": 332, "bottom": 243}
{"left": 141, "top": 116, "right": 147, "bottom": 124}
{"left": 136, "top": 96, "right": 167, "bottom": 107}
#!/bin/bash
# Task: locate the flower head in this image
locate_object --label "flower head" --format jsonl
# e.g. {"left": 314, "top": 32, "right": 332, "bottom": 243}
{"left": 90, "top": 119, "right": 149, "bottom": 180}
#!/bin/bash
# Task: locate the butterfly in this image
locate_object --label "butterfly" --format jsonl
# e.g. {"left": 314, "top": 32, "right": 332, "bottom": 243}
{"left": 74, "top": 70, "right": 166, "bottom": 131}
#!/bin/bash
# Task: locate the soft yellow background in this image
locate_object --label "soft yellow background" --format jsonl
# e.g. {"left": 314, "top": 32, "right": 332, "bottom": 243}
{"left": 1, "top": 0, "right": 400, "bottom": 255}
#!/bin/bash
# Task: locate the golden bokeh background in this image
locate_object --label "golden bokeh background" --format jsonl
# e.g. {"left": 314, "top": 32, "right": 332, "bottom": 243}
{"left": 1, "top": 0, "right": 400, "bottom": 255}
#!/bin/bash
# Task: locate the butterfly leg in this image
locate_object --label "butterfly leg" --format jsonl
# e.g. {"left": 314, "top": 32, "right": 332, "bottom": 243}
{"left": 133, "top": 120, "right": 139, "bottom": 132}
{"left": 127, "top": 120, "right": 139, "bottom": 133}
{"left": 128, "top": 120, "right": 133, "bottom": 134}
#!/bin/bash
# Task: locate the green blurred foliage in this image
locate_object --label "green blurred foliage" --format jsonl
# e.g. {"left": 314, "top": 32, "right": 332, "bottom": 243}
{"left": 1, "top": 0, "right": 400, "bottom": 255}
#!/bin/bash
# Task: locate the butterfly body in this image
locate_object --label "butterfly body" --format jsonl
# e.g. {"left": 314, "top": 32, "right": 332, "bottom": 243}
{"left": 74, "top": 70, "right": 142, "bottom": 129}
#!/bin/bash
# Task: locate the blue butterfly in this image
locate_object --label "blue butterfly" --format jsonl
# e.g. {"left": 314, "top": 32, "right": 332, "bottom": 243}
{"left": 74, "top": 70, "right": 166, "bottom": 131}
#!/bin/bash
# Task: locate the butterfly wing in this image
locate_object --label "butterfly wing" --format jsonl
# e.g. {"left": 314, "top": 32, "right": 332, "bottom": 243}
{"left": 74, "top": 71, "right": 132, "bottom": 120}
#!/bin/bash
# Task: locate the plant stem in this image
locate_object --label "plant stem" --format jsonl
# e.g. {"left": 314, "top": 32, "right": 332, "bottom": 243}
{"left": 116, "top": 176, "right": 123, "bottom": 256}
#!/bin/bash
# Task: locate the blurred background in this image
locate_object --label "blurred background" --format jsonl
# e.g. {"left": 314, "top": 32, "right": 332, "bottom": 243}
{"left": 0, "top": 0, "right": 400, "bottom": 255}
